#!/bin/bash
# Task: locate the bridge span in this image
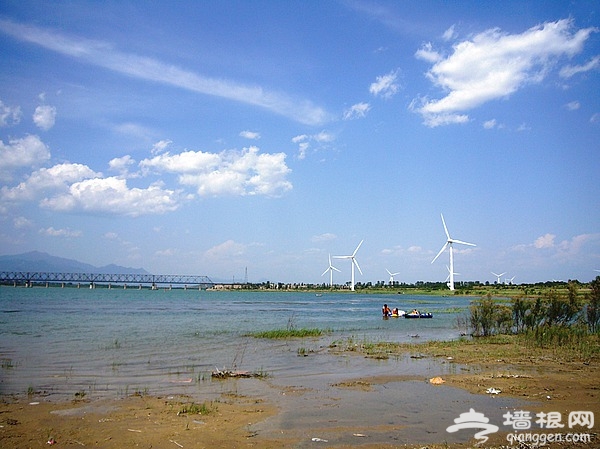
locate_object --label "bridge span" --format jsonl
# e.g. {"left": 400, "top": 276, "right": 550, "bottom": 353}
{"left": 0, "top": 271, "right": 214, "bottom": 289}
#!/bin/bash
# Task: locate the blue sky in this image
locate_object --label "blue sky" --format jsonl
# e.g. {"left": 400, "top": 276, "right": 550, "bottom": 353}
{"left": 1, "top": 0, "right": 599, "bottom": 285}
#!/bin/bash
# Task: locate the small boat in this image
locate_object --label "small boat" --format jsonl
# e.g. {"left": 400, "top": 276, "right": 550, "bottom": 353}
{"left": 391, "top": 310, "right": 406, "bottom": 317}
{"left": 404, "top": 312, "right": 433, "bottom": 319}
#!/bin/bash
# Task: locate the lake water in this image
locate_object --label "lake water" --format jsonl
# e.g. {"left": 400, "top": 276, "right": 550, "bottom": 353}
{"left": 0, "top": 287, "right": 523, "bottom": 445}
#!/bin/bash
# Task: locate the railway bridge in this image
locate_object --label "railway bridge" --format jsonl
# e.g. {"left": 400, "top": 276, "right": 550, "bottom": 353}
{"left": 0, "top": 271, "right": 214, "bottom": 289}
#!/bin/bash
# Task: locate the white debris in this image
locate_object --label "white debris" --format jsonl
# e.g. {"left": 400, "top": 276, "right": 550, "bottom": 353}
{"left": 486, "top": 387, "right": 501, "bottom": 394}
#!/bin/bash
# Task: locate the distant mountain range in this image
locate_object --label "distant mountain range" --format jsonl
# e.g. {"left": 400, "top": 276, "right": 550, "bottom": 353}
{"left": 0, "top": 251, "right": 149, "bottom": 275}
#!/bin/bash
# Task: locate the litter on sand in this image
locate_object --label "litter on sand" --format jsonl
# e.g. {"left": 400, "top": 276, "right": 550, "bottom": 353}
{"left": 312, "top": 437, "right": 329, "bottom": 442}
{"left": 486, "top": 387, "right": 501, "bottom": 394}
{"left": 429, "top": 376, "right": 445, "bottom": 385}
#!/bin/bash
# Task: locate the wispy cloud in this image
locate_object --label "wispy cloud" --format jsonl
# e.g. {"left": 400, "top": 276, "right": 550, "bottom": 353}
{"left": 369, "top": 70, "right": 400, "bottom": 99}
{"left": 412, "top": 19, "right": 597, "bottom": 127}
{"left": 343, "top": 102, "right": 371, "bottom": 120}
{"left": 0, "top": 19, "right": 331, "bottom": 126}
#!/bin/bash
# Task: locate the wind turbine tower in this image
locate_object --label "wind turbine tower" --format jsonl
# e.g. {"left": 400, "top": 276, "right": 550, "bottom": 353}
{"left": 321, "top": 254, "right": 341, "bottom": 287}
{"left": 386, "top": 269, "right": 400, "bottom": 285}
{"left": 492, "top": 272, "right": 506, "bottom": 285}
{"left": 334, "top": 240, "right": 363, "bottom": 291}
{"left": 431, "top": 214, "right": 476, "bottom": 291}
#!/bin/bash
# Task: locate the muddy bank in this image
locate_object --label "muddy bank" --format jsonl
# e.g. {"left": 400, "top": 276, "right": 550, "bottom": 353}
{"left": 1, "top": 337, "right": 598, "bottom": 448}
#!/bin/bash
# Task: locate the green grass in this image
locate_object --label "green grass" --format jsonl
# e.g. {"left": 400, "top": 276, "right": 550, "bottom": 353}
{"left": 248, "top": 327, "right": 329, "bottom": 339}
{"left": 178, "top": 401, "right": 216, "bottom": 415}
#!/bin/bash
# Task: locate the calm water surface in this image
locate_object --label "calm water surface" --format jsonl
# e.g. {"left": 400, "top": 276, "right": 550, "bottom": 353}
{"left": 0, "top": 287, "right": 522, "bottom": 445}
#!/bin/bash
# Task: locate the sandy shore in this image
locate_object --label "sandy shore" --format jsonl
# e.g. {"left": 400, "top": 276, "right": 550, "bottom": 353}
{"left": 1, "top": 338, "right": 598, "bottom": 448}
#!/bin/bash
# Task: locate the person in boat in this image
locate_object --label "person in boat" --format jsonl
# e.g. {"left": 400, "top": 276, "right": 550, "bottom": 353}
{"left": 411, "top": 309, "right": 419, "bottom": 315}
{"left": 382, "top": 304, "right": 391, "bottom": 317}
{"left": 392, "top": 307, "right": 399, "bottom": 316}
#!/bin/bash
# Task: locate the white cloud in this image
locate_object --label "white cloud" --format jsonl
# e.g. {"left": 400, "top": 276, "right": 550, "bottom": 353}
{"left": 483, "top": 119, "right": 497, "bottom": 129}
{"left": 204, "top": 239, "right": 246, "bottom": 260}
{"left": 33, "top": 104, "right": 56, "bottom": 130}
{"left": 343, "top": 102, "right": 371, "bottom": 120}
{"left": 109, "top": 155, "right": 137, "bottom": 178}
{"left": 0, "top": 19, "right": 330, "bottom": 126}
{"left": 239, "top": 130, "right": 261, "bottom": 140}
{"left": 534, "top": 233, "right": 556, "bottom": 249}
{"left": 370, "top": 70, "right": 400, "bottom": 99}
{"left": 40, "top": 177, "right": 181, "bottom": 217}
{"left": 591, "top": 113, "right": 600, "bottom": 123}
{"left": 0, "top": 99, "right": 22, "bottom": 126}
{"left": 559, "top": 55, "right": 600, "bottom": 78}
{"left": 415, "top": 42, "right": 441, "bottom": 63}
{"left": 39, "top": 226, "right": 82, "bottom": 238}
{"left": 442, "top": 25, "right": 457, "bottom": 41}
{"left": 291, "top": 132, "right": 336, "bottom": 160}
{"left": 13, "top": 216, "right": 33, "bottom": 229}
{"left": 413, "top": 19, "right": 597, "bottom": 127}
{"left": 0, "top": 135, "right": 51, "bottom": 173}
{"left": 1, "top": 163, "right": 101, "bottom": 203}
{"left": 565, "top": 101, "right": 581, "bottom": 111}
{"left": 311, "top": 233, "right": 337, "bottom": 243}
{"left": 151, "top": 139, "right": 172, "bottom": 155}
{"left": 140, "top": 146, "right": 292, "bottom": 197}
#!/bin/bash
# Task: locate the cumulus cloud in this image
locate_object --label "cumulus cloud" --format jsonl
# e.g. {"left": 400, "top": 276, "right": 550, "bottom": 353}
{"left": 0, "top": 135, "right": 51, "bottom": 175}
{"left": 343, "top": 102, "right": 371, "bottom": 120}
{"left": 534, "top": 233, "right": 556, "bottom": 249}
{"left": 140, "top": 146, "right": 292, "bottom": 197}
{"left": 40, "top": 177, "right": 181, "bottom": 217}
{"left": 1, "top": 163, "right": 101, "bottom": 203}
{"left": 33, "top": 104, "right": 56, "bottom": 130}
{"left": 413, "top": 19, "right": 597, "bottom": 127}
{"left": 109, "top": 155, "right": 137, "bottom": 178}
{"left": 239, "top": 130, "right": 261, "bottom": 140}
{"left": 369, "top": 70, "right": 400, "bottom": 98}
{"left": 204, "top": 239, "right": 246, "bottom": 260}
{"left": 0, "top": 99, "right": 22, "bottom": 126}
{"left": 483, "top": 119, "right": 497, "bottom": 129}
{"left": 415, "top": 42, "right": 442, "bottom": 63}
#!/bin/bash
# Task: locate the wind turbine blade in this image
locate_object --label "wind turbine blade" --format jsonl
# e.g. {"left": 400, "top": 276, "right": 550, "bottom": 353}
{"left": 333, "top": 255, "right": 350, "bottom": 259}
{"left": 441, "top": 213, "right": 450, "bottom": 240}
{"left": 386, "top": 269, "right": 392, "bottom": 276}
{"left": 332, "top": 266, "right": 341, "bottom": 273}
{"left": 321, "top": 268, "right": 329, "bottom": 276}
{"left": 353, "top": 259, "right": 363, "bottom": 275}
{"left": 452, "top": 239, "right": 476, "bottom": 247}
{"left": 431, "top": 243, "right": 448, "bottom": 264}
{"left": 352, "top": 239, "right": 364, "bottom": 256}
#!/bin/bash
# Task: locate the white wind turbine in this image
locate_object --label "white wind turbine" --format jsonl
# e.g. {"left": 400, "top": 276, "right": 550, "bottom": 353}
{"left": 334, "top": 240, "right": 363, "bottom": 291}
{"left": 492, "top": 272, "right": 506, "bottom": 285}
{"left": 386, "top": 269, "right": 400, "bottom": 285}
{"left": 431, "top": 214, "right": 476, "bottom": 291}
{"left": 321, "top": 254, "right": 341, "bottom": 287}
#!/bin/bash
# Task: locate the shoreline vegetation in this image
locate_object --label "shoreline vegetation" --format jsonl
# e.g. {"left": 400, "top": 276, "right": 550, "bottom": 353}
{"left": 2, "top": 280, "right": 599, "bottom": 447}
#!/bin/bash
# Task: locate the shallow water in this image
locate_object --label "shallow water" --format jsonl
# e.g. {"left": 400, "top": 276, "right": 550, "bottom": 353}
{"left": 0, "top": 287, "right": 524, "bottom": 445}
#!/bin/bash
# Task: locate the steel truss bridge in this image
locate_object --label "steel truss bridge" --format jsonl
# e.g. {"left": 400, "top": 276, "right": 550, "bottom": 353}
{"left": 0, "top": 271, "right": 214, "bottom": 289}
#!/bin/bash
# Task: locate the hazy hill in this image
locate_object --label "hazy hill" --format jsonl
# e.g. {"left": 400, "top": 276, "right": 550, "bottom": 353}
{"left": 0, "top": 251, "right": 149, "bottom": 274}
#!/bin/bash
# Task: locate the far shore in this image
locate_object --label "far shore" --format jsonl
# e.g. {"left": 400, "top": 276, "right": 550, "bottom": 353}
{"left": 2, "top": 335, "right": 598, "bottom": 448}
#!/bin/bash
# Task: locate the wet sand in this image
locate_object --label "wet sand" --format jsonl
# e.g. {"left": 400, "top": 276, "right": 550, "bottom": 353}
{"left": 1, "top": 338, "right": 598, "bottom": 448}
